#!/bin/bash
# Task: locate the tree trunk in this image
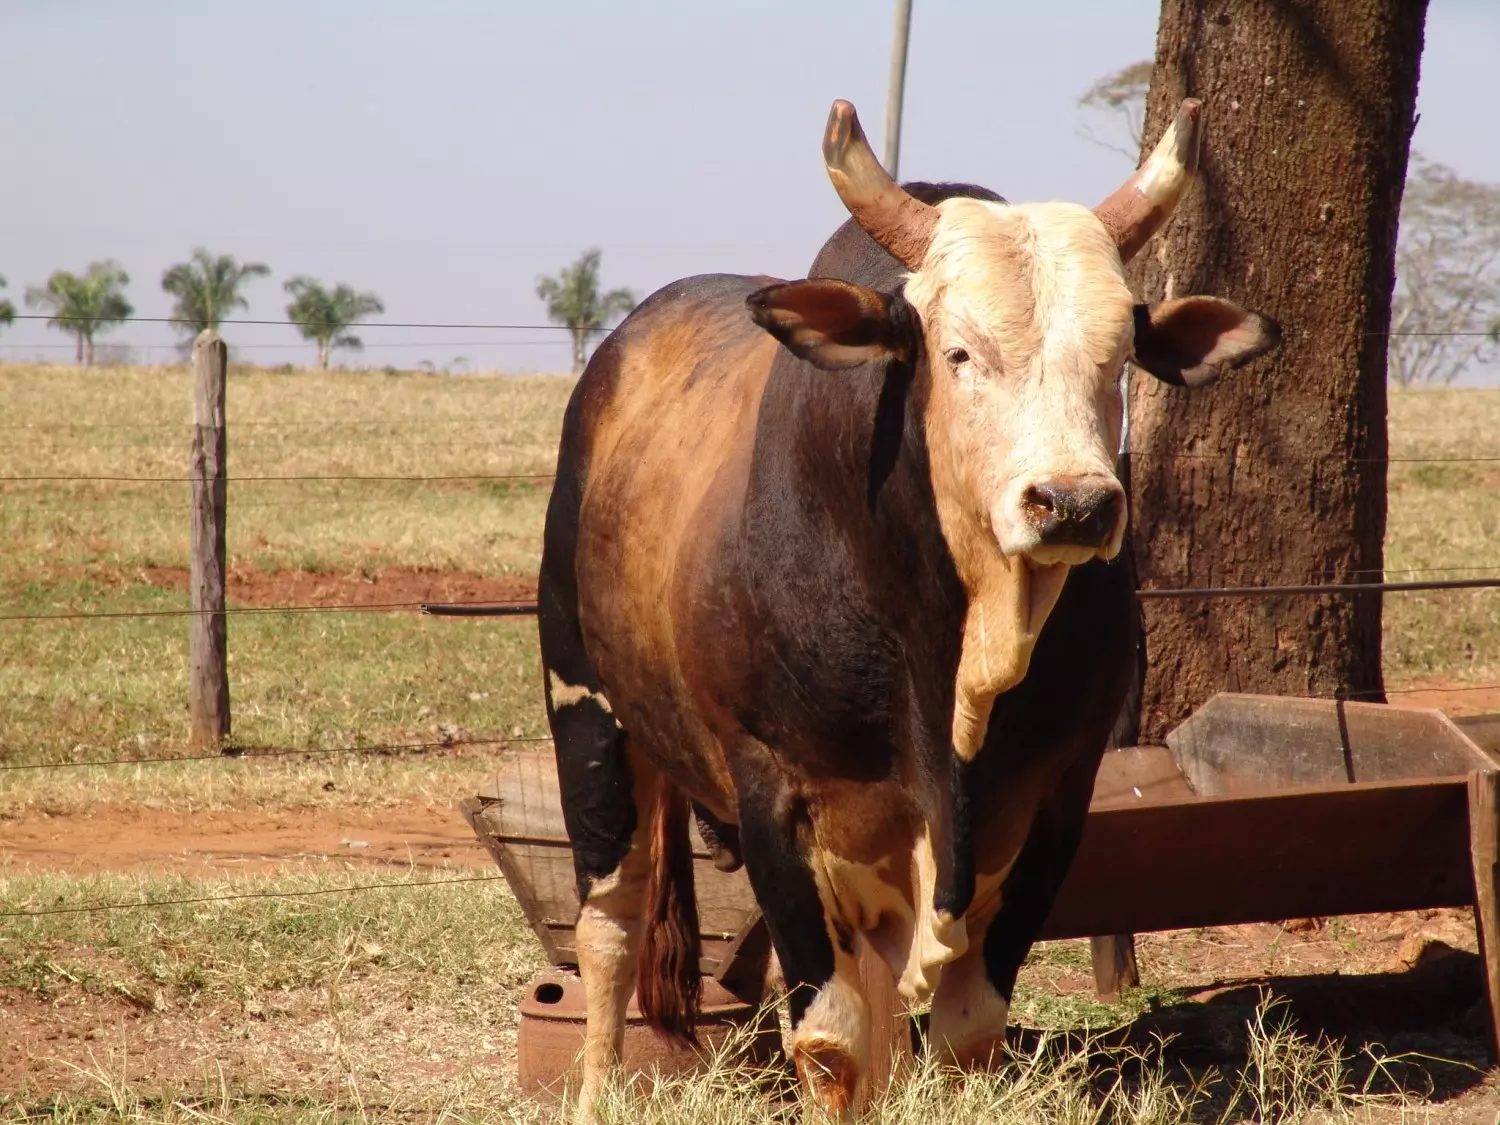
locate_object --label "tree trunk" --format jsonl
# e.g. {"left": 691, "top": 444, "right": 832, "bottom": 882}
{"left": 318, "top": 338, "right": 329, "bottom": 370}
{"left": 1127, "top": 0, "right": 1426, "bottom": 742}
{"left": 75, "top": 332, "right": 84, "bottom": 366}
{"left": 571, "top": 330, "right": 586, "bottom": 378}
{"left": 85, "top": 334, "right": 94, "bottom": 367}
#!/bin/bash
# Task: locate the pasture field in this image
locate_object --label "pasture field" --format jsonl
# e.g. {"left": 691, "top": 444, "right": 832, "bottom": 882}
{"left": 3, "top": 363, "right": 1500, "bottom": 1120}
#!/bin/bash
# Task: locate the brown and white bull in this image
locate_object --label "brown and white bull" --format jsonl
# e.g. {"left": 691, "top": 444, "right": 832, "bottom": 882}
{"left": 536, "top": 98, "right": 1278, "bottom": 1117}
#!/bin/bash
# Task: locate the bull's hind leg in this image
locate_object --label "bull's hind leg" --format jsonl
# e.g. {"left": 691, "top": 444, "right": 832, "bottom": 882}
{"left": 542, "top": 657, "right": 657, "bottom": 1117}
{"left": 736, "top": 773, "right": 869, "bottom": 1117}
{"left": 540, "top": 570, "right": 657, "bottom": 1117}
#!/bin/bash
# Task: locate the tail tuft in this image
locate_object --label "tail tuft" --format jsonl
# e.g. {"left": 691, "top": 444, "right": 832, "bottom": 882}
{"left": 635, "top": 781, "right": 701, "bottom": 1044}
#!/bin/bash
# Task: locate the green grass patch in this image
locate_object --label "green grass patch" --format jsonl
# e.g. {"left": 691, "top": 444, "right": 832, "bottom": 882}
{"left": 0, "top": 868, "right": 541, "bottom": 1008}
{"left": 0, "top": 593, "right": 543, "bottom": 764}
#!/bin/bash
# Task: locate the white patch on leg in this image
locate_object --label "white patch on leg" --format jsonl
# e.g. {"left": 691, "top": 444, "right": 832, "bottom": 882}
{"left": 789, "top": 944, "right": 869, "bottom": 1116}
{"left": 811, "top": 830, "right": 997, "bottom": 1005}
{"left": 549, "top": 670, "right": 614, "bottom": 714}
{"left": 792, "top": 962, "right": 870, "bottom": 1065}
{"left": 927, "top": 862, "right": 1015, "bottom": 1068}
{"left": 573, "top": 858, "right": 647, "bottom": 1120}
{"left": 902, "top": 825, "right": 969, "bottom": 997}
{"left": 928, "top": 946, "right": 1011, "bottom": 1067}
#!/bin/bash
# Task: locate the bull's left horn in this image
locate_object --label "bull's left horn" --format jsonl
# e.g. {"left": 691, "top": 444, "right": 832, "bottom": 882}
{"left": 823, "top": 99, "right": 939, "bottom": 270}
{"left": 1093, "top": 98, "right": 1203, "bottom": 262}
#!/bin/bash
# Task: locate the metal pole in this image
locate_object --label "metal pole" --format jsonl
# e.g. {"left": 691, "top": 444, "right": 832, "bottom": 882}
{"left": 884, "top": 0, "right": 913, "bottom": 178}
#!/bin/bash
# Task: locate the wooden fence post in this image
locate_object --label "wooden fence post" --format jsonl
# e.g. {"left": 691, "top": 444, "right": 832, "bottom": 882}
{"left": 189, "top": 330, "right": 230, "bottom": 751}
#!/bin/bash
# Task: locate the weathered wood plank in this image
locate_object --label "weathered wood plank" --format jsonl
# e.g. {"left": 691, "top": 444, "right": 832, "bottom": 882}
{"left": 467, "top": 754, "right": 758, "bottom": 972}
{"left": 1091, "top": 745, "right": 1195, "bottom": 807}
{"left": 476, "top": 752, "right": 719, "bottom": 854}
{"left": 1089, "top": 934, "right": 1140, "bottom": 1000}
{"left": 1167, "top": 694, "right": 1487, "bottom": 797}
{"left": 188, "top": 330, "right": 229, "bottom": 752}
{"left": 1043, "top": 776, "right": 1473, "bottom": 939}
{"left": 1468, "top": 770, "right": 1500, "bottom": 1061}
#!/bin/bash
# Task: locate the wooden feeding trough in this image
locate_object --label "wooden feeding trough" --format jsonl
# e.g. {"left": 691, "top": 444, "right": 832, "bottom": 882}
{"left": 459, "top": 752, "right": 778, "bottom": 1099}
{"left": 464, "top": 694, "right": 1500, "bottom": 1100}
{"left": 1041, "top": 694, "right": 1500, "bottom": 1051}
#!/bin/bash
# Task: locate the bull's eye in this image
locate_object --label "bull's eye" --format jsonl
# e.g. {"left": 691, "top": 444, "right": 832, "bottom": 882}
{"left": 944, "top": 347, "right": 969, "bottom": 371}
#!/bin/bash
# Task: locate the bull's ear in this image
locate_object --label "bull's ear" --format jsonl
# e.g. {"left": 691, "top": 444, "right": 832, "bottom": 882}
{"left": 747, "top": 279, "right": 909, "bottom": 370}
{"left": 1131, "top": 296, "right": 1281, "bottom": 388}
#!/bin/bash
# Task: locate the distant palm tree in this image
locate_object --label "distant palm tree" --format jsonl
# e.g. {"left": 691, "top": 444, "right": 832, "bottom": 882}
{"left": 161, "top": 248, "right": 270, "bottom": 339}
{"left": 0, "top": 275, "right": 15, "bottom": 330}
{"left": 25, "top": 261, "right": 133, "bottom": 365}
{"left": 283, "top": 277, "right": 384, "bottom": 370}
{"left": 536, "top": 249, "right": 636, "bottom": 376}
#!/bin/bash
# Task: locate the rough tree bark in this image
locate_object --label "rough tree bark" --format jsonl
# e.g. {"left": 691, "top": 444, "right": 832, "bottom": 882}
{"left": 1128, "top": 0, "right": 1427, "bottom": 742}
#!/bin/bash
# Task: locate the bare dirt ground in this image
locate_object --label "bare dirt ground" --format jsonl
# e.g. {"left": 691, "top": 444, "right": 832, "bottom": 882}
{"left": 1, "top": 799, "right": 487, "bottom": 877}
{"left": 1400, "top": 681, "right": 1500, "bottom": 718}
{"left": 7, "top": 800, "right": 1500, "bottom": 1117}
{"left": 130, "top": 563, "right": 536, "bottom": 609}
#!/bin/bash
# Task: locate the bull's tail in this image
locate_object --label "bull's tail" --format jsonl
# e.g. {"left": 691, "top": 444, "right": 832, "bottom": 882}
{"left": 635, "top": 780, "right": 702, "bottom": 1044}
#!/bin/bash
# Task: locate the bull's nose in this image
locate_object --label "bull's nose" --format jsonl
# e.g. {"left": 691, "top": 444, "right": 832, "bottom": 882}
{"left": 1020, "top": 477, "right": 1125, "bottom": 549}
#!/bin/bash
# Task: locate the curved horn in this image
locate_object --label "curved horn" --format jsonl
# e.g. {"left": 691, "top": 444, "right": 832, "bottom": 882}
{"left": 1093, "top": 98, "right": 1204, "bottom": 262}
{"left": 823, "top": 99, "right": 939, "bottom": 269}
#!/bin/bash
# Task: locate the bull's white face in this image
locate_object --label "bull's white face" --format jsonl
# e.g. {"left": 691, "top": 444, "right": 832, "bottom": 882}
{"left": 905, "top": 198, "right": 1134, "bottom": 567}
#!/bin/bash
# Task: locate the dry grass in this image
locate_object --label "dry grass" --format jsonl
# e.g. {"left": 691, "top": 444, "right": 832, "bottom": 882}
{"left": 0, "top": 365, "right": 1495, "bottom": 1120}
{"left": 0, "top": 362, "right": 568, "bottom": 577}
{"left": 0, "top": 363, "right": 571, "bottom": 765}
{"left": 0, "top": 747, "right": 507, "bottom": 821}
{"left": 1, "top": 365, "right": 1496, "bottom": 765}
{"left": 1384, "top": 387, "right": 1500, "bottom": 686}
{"left": 0, "top": 867, "right": 547, "bottom": 1121}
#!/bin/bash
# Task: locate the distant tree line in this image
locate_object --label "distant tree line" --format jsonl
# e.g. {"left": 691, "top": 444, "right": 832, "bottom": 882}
{"left": 0, "top": 247, "right": 637, "bottom": 374}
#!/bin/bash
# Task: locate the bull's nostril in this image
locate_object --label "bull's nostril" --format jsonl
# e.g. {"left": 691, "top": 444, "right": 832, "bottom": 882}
{"left": 1021, "top": 478, "right": 1123, "bottom": 548}
{"left": 1021, "top": 484, "right": 1061, "bottom": 533}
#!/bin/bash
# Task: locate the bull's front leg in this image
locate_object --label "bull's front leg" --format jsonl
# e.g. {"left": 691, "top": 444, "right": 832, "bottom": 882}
{"left": 928, "top": 748, "right": 1101, "bottom": 1067}
{"left": 736, "top": 772, "right": 869, "bottom": 1118}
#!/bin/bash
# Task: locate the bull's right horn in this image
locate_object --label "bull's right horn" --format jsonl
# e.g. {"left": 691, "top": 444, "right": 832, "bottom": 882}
{"left": 823, "top": 99, "right": 939, "bottom": 270}
{"left": 1093, "top": 98, "right": 1203, "bottom": 262}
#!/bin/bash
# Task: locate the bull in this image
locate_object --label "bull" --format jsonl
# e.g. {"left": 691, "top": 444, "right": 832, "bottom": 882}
{"left": 536, "top": 98, "right": 1279, "bottom": 1117}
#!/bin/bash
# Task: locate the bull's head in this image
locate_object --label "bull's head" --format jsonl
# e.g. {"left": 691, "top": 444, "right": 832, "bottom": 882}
{"left": 748, "top": 100, "right": 1279, "bottom": 744}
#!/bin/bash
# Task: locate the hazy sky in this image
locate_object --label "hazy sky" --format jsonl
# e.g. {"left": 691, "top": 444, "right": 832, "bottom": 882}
{"left": 3, "top": 1, "right": 1496, "bottom": 373}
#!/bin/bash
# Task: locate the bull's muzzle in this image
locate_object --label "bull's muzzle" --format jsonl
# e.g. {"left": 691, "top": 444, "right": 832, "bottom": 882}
{"left": 1020, "top": 476, "right": 1125, "bottom": 553}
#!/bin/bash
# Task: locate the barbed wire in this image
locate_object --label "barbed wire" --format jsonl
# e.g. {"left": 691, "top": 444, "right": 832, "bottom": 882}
{"left": 1126, "top": 450, "right": 1500, "bottom": 465}
{"left": 0, "top": 340, "right": 567, "bottom": 351}
{"left": 0, "top": 493, "right": 545, "bottom": 515}
{"left": 0, "top": 598, "right": 538, "bottom": 623}
{"left": 7, "top": 572, "right": 1500, "bottom": 625}
{"left": 0, "top": 415, "right": 1491, "bottom": 436}
{"left": 0, "top": 472, "right": 555, "bottom": 484}
{"left": 0, "top": 418, "right": 563, "bottom": 431}
{"left": 6, "top": 314, "right": 574, "bottom": 330}
{"left": 0, "top": 441, "right": 555, "bottom": 459}
{"left": 0, "top": 734, "right": 552, "bottom": 772}
{"left": 4, "top": 449, "right": 1500, "bottom": 486}
{"left": 1137, "top": 576, "right": 1500, "bottom": 599}
{"left": 0, "top": 873, "right": 511, "bottom": 920}
{"left": 6, "top": 311, "right": 1497, "bottom": 337}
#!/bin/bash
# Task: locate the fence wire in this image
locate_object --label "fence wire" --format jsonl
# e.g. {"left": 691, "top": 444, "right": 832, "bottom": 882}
{"left": 0, "top": 874, "right": 511, "bottom": 920}
{"left": 0, "top": 735, "right": 552, "bottom": 772}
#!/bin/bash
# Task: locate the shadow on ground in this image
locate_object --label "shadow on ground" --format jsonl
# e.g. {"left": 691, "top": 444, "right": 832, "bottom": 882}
{"left": 1009, "top": 942, "right": 1493, "bottom": 1109}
